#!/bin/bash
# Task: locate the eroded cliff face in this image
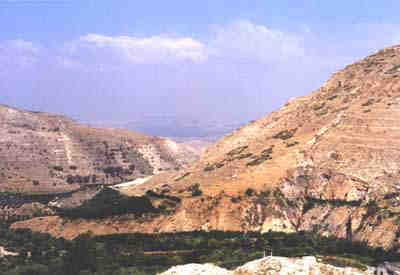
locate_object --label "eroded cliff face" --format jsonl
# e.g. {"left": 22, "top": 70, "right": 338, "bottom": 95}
{"left": 11, "top": 45, "right": 400, "bottom": 249}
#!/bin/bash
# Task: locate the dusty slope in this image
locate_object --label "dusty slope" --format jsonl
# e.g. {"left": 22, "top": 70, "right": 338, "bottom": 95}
{"left": 12, "top": 45, "right": 400, "bottom": 249}
{"left": 0, "top": 105, "right": 199, "bottom": 194}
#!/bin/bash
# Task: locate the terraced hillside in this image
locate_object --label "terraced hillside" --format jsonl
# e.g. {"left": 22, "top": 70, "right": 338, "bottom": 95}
{"left": 13, "top": 45, "right": 400, "bottom": 250}
{"left": 0, "top": 105, "right": 200, "bottom": 194}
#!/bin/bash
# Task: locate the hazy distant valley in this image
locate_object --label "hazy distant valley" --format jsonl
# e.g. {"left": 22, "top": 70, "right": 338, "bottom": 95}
{"left": 87, "top": 115, "right": 248, "bottom": 142}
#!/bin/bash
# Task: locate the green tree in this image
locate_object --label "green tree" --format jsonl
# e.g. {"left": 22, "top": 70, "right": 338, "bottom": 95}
{"left": 63, "top": 233, "right": 97, "bottom": 275}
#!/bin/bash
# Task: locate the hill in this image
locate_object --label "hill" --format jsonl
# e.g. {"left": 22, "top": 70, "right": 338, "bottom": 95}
{"left": 0, "top": 104, "right": 200, "bottom": 194}
{"left": 11, "top": 45, "right": 400, "bottom": 250}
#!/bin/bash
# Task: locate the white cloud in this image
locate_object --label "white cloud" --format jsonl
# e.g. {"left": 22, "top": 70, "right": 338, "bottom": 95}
{"left": 61, "top": 21, "right": 307, "bottom": 70}
{"left": 71, "top": 34, "right": 208, "bottom": 64}
{"left": 209, "top": 20, "right": 305, "bottom": 63}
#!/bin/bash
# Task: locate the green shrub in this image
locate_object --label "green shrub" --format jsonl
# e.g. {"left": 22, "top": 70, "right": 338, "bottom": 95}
{"left": 236, "top": 153, "right": 253, "bottom": 159}
{"left": 261, "top": 146, "right": 273, "bottom": 156}
{"left": 327, "top": 95, "right": 338, "bottom": 100}
{"left": 286, "top": 141, "right": 299, "bottom": 147}
{"left": 227, "top": 146, "right": 248, "bottom": 156}
{"left": 246, "top": 154, "right": 272, "bottom": 166}
{"left": 52, "top": 166, "right": 64, "bottom": 172}
{"left": 273, "top": 128, "right": 297, "bottom": 140}
{"left": 312, "top": 102, "right": 326, "bottom": 111}
{"left": 204, "top": 164, "right": 215, "bottom": 172}
{"left": 59, "top": 188, "right": 158, "bottom": 219}
{"left": 361, "top": 99, "right": 375, "bottom": 107}
{"left": 103, "top": 166, "right": 123, "bottom": 176}
{"left": 302, "top": 200, "right": 314, "bottom": 214}
{"left": 66, "top": 175, "right": 74, "bottom": 184}
{"left": 231, "top": 196, "right": 241, "bottom": 203}
{"left": 192, "top": 189, "right": 202, "bottom": 196}
{"left": 5, "top": 264, "right": 49, "bottom": 275}
{"left": 66, "top": 175, "right": 91, "bottom": 184}
{"left": 187, "top": 183, "right": 202, "bottom": 197}
{"left": 304, "top": 196, "right": 362, "bottom": 208}
{"left": 366, "top": 200, "right": 379, "bottom": 217}
{"left": 158, "top": 200, "right": 177, "bottom": 211}
{"left": 174, "top": 172, "right": 190, "bottom": 181}
{"left": 273, "top": 189, "right": 292, "bottom": 207}
{"left": 316, "top": 109, "right": 329, "bottom": 116}
{"left": 145, "top": 190, "right": 181, "bottom": 203}
{"left": 245, "top": 188, "right": 255, "bottom": 197}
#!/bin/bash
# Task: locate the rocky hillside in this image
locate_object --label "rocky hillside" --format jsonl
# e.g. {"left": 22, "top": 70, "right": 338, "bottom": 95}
{"left": 12, "top": 45, "right": 400, "bottom": 250}
{"left": 159, "top": 256, "right": 375, "bottom": 275}
{"left": 0, "top": 104, "right": 199, "bottom": 194}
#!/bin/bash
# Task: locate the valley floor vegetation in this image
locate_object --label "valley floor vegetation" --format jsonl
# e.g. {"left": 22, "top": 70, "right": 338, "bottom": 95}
{"left": 1, "top": 219, "right": 399, "bottom": 275}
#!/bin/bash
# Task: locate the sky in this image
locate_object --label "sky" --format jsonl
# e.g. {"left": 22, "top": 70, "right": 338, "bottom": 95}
{"left": 1, "top": 1, "right": 400, "bottom": 137}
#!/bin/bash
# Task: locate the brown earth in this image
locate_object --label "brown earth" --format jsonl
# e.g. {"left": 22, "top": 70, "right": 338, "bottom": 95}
{"left": 11, "top": 45, "right": 400, "bottom": 250}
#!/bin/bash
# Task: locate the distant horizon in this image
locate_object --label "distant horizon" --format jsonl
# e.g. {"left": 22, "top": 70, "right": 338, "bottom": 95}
{"left": 1, "top": 101, "right": 247, "bottom": 140}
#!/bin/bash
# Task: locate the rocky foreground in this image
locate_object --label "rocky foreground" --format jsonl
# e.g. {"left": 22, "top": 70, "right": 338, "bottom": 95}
{"left": 159, "top": 256, "right": 376, "bottom": 275}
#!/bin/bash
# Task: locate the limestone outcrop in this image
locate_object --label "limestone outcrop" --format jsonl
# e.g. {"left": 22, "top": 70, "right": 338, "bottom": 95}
{"left": 159, "top": 256, "right": 376, "bottom": 275}
{"left": 0, "top": 246, "right": 18, "bottom": 258}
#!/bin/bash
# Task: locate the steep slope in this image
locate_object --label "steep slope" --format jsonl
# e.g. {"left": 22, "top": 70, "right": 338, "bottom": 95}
{"left": 0, "top": 104, "right": 199, "bottom": 194}
{"left": 12, "top": 45, "right": 400, "bottom": 250}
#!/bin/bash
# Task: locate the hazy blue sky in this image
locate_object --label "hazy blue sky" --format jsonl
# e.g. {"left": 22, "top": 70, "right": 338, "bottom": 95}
{"left": 1, "top": 1, "right": 400, "bottom": 136}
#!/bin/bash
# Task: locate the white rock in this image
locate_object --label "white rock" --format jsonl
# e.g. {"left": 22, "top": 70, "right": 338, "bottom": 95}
{"left": 160, "top": 256, "right": 376, "bottom": 275}
{"left": 159, "top": 263, "right": 231, "bottom": 275}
